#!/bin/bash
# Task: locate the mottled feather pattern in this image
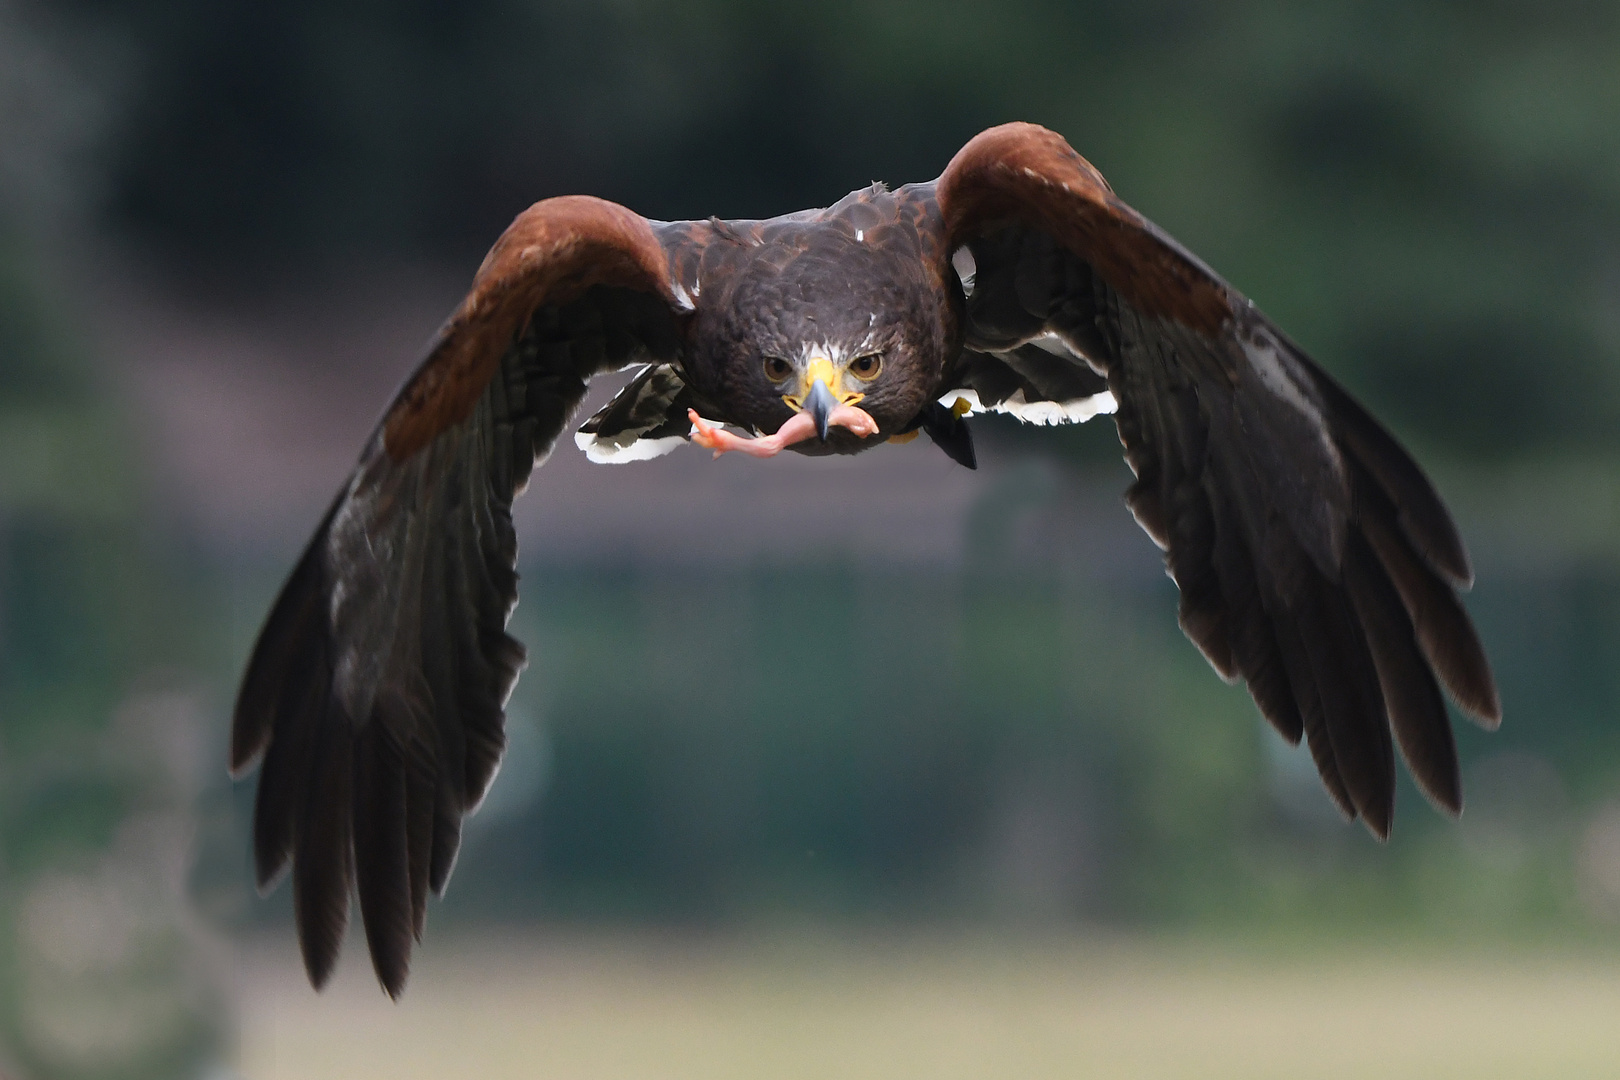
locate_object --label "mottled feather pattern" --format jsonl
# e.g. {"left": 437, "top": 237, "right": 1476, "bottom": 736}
{"left": 575, "top": 362, "right": 715, "bottom": 461}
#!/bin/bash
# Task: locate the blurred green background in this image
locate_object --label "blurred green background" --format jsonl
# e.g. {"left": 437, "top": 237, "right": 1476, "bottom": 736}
{"left": 5, "top": 0, "right": 1620, "bottom": 1076}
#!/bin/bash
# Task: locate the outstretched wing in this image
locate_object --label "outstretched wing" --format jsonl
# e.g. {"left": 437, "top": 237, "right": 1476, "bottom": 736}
{"left": 230, "top": 196, "right": 692, "bottom": 996}
{"left": 927, "top": 123, "right": 1500, "bottom": 837}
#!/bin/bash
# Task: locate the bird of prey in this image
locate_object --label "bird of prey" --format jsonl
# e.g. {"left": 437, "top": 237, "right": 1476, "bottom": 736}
{"left": 231, "top": 122, "right": 1500, "bottom": 997}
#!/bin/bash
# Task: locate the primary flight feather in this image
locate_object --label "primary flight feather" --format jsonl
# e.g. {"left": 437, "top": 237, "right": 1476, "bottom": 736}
{"left": 231, "top": 122, "right": 1500, "bottom": 997}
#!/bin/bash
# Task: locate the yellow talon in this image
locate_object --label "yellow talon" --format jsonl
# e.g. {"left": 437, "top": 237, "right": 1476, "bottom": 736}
{"left": 951, "top": 396, "right": 973, "bottom": 417}
{"left": 888, "top": 430, "right": 921, "bottom": 444}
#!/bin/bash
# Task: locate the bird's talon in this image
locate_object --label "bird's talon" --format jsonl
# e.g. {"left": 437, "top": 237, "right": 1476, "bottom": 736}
{"left": 688, "top": 409, "right": 725, "bottom": 452}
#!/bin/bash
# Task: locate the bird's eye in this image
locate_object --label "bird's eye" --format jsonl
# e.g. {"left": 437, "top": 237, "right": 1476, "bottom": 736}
{"left": 849, "top": 353, "right": 883, "bottom": 380}
{"left": 763, "top": 356, "right": 792, "bottom": 382}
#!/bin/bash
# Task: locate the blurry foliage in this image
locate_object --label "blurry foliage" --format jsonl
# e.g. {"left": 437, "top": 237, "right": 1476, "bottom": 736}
{"left": 0, "top": 220, "right": 224, "bottom": 1072}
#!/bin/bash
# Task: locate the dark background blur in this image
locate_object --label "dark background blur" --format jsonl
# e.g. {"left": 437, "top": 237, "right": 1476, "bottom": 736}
{"left": 5, "top": 1, "right": 1620, "bottom": 1076}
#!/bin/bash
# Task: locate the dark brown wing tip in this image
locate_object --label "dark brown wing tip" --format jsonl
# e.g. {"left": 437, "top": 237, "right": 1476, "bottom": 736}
{"left": 1446, "top": 662, "right": 1501, "bottom": 731}
{"left": 227, "top": 734, "right": 264, "bottom": 780}
{"left": 1445, "top": 619, "right": 1503, "bottom": 730}
{"left": 369, "top": 928, "right": 411, "bottom": 999}
{"left": 1317, "top": 373, "right": 1477, "bottom": 591}
{"left": 1442, "top": 544, "right": 1476, "bottom": 593}
{"left": 1427, "top": 783, "right": 1465, "bottom": 821}
{"left": 382, "top": 195, "right": 681, "bottom": 460}
{"left": 1468, "top": 693, "right": 1504, "bottom": 732}
{"left": 231, "top": 628, "right": 282, "bottom": 777}
{"left": 302, "top": 939, "right": 338, "bottom": 992}
{"left": 353, "top": 722, "right": 419, "bottom": 1000}
{"left": 378, "top": 968, "right": 408, "bottom": 1000}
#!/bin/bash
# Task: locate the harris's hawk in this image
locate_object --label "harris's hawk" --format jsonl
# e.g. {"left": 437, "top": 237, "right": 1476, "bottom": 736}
{"left": 231, "top": 123, "right": 1500, "bottom": 996}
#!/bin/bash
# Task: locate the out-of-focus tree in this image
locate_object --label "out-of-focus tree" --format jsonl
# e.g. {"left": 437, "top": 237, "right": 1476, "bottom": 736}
{"left": 0, "top": 6, "right": 228, "bottom": 1077}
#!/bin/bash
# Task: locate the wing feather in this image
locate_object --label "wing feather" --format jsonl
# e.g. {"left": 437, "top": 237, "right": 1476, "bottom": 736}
{"left": 352, "top": 720, "right": 412, "bottom": 998}
{"left": 1343, "top": 525, "right": 1461, "bottom": 813}
{"left": 233, "top": 196, "right": 693, "bottom": 993}
{"left": 575, "top": 362, "right": 706, "bottom": 463}
{"left": 291, "top": 710, "right": 354, "bottom": 990}
{"left": 931, "top": 122, "right": 1497, "bottom": 835}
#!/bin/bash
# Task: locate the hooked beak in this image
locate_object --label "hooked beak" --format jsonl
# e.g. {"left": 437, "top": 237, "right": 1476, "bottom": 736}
{"left": 783, "top": 356, "right": 866, "bottom": 444}
{"left": 805, "top": 379, "right": 838, "bottom": 442}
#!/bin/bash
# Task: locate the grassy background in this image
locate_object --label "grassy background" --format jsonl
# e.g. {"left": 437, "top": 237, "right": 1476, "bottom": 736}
{"left": 238, "top": 931, "right": 1620, "bottom": 1080}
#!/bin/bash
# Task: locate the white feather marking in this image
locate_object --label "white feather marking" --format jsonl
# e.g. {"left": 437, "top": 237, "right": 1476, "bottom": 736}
{"left": 1244, "top": 330, "right": 1327, "bottom": 431}
{"left": 575, "top": 429, "right": 687, "bottom": 464}
{"left": 1028, "top": 332, "right": 1078, "bottom": 359}
{"left": 855, "top": 229, "right": 864, "bottom": 242}
{"left": 940, "top": 387, "right": 1117, "bottom": 426}
{"left": 999, "top": 390, "right": 1118, "bottom": 425}
{"left": 798, "top": 341, "right": 849, "bottom": 364}
{"left": 1023, "top": 331, "right": 1108, "bottom": 375}
{"left": 1242, "top": 326, "right": 1343, "bottom": 478}
{"left": 951, "top": 247, "right": 976, "bottom": 296}
{"left": 670, "top": 280, "right": 696, "bottom": 312}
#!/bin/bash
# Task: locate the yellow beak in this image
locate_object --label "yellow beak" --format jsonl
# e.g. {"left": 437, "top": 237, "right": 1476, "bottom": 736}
{"left": 782, "top": 357, "right": 866, "bottom": 412}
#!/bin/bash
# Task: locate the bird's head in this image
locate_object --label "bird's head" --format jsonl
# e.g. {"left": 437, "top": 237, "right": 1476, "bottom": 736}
{"left": 687, "top": 228, "right": 951, "bottom": 454}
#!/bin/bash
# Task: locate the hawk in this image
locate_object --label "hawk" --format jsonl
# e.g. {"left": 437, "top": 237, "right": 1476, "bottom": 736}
{"left": 231, "top": 123, "right": 1500, "bottom": 996}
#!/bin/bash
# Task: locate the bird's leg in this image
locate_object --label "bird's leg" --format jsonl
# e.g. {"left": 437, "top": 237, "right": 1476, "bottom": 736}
{"left": 688, "top": 407, "right": 878, "bottom": 459}
{"left": 688, "top": 411, "right": 783, "bottom": 458}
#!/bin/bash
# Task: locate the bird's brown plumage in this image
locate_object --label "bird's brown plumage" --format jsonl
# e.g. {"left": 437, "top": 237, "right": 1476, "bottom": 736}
{"left": 383, "top": 196, "right": 681, "bottom": 458}
{"left": 939, "top": 124, "right": 1232, "bottom": 334}
{"left": 232, "top": 122, "right": 1499, "bottom": 997}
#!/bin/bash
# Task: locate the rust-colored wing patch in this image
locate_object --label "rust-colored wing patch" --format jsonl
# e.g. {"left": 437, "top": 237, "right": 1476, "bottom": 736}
{"left": 937, "top": 123, "right": 1232, "bottom": 335}
{"left": 384, "top": 196, "right": 679, "bottom": 459}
